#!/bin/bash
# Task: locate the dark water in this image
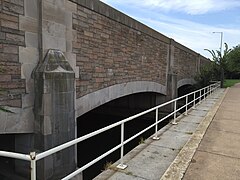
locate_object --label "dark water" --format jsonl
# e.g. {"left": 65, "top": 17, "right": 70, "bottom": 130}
{"left": 77, "top": 111, "right": 169, "bottom": 180}
{"left": 76, "top": 87, "right": 200, "bottom": 180}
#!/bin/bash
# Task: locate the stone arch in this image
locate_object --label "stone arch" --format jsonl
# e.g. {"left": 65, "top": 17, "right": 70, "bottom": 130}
{"left": 76, "top": 81, "right": 166, "bottom": 117}
{"left": 177, "top": 78, "right": 196, "bottom": 89}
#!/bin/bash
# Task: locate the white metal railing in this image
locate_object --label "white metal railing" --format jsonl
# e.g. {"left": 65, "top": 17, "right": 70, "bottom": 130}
{"left": 0, "top": 81, "right": 221, "bottom": 180}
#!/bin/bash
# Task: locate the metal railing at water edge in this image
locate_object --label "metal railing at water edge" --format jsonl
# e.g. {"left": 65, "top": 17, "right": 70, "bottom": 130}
{"left": 0, "top": 81, "right": 221, "bottom": 180}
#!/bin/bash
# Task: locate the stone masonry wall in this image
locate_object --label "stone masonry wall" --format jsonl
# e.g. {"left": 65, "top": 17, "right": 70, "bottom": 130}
{"left": 173, "top": 45, "right": 198, "bottom": 81}
{"left": 71, "top": 0, "right": 210, "bottom": 99}
{"left": 0, "top": 0, "right": 25, "bottom": 107}
{"left": 200, "top": 55, "right": 210, "bottom": 68}
{"left": 0, "top": 0, "right": 211, "bottom": 134}
{"left": 72, "top": 5, "right": 168, "bottom": 98}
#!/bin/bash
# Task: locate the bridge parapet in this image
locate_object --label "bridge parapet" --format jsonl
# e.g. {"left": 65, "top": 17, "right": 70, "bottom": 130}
{"left": 0, "top": 0, "right": 210, "bottom": 133}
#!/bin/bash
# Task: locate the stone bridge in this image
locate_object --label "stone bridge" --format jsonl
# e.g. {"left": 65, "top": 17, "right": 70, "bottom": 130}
{"left": 0, "top": 0, "right": 210, "bottom": 179}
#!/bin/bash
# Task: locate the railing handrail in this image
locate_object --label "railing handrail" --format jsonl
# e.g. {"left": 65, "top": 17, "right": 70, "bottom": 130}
{"left": 0, "top": 81, "right": 221, "bottom": 180}
{"left": 37, "top": 82, "right": 219, "bottom": 160}
{"left": 0, "top": 150, "right": 31, "bottom": 161}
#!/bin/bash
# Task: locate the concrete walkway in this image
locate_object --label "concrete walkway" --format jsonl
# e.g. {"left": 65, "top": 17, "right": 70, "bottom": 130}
{"left": 182, "top": 84, "right": 240, "bottom": 180}
{"left": 95, "top": 88, "right": 226, "bottom": 180}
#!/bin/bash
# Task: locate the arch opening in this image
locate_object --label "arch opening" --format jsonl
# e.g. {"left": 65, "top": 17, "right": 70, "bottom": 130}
{"left": 76, "top": 92, "right": 167, "bottom": 180}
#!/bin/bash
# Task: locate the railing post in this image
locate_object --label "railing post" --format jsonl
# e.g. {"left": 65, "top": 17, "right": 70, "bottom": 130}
{"left": 153, "top": 108, "right": 160, "bottom": 140}
{"left": 199, "top": 89, "right": 202, "bottom": 104}
{"left": 172, "top": 100, "right": 178, "bottom": 125}
{"left": 193, "top": 92, "right": 196, "bottom": 109}
{"left": 30, "top": 152, "right": 36, "bottom": 180}
{"left": 210, "top": 85, "right": 212, "bottom": 95}
{"left": 117, "top": 123, "right": 127, "bottom": 170}
{"left": 204, "top": 88, "right": 206, "bottom": 101}
{"left": 185, "top": 95, "right": 188, "bottom": 115}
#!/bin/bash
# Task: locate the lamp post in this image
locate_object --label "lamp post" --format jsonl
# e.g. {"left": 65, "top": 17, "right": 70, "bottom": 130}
{"left": 212, "top": 31, "right": 224, "bottom": 88}
{"left": 212, "top": 31, "right": 223, "bottom": 54}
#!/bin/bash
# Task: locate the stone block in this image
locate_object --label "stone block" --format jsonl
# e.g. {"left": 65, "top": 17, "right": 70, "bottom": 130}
{"left": 1, "top": 19, "right": 18, "bottom": 29}
{"left": 3, "top": 2, "right": 24, "bottom": 15}
{"left": 43, "top": 93, "right": 52, "bottom": 116}
{"left": 43, "top": 1, "right": 66, "bottom": 24}
{"left": 5, "top": 0, "right": 24, "bottom": 6}
{"left": 25, "top": 32, "right": 38, "bottom": 48}
{"left": 43, "top": 34, "right": 66, "bottom": 52}
{"left": 3, "top": 44, "right": 18, "bottom": 54}
{"left": 1, "top": 12, "right": 19, "bottom": 22}
{"left": 0, "top": 75, "right": 11, "bottom": 81}
{"left": 21, "top": 63, "right": 36, "bottom": 80}
{"left": 0, "top": 52, "right": 18, "bottom": 62}
{"left": 19, "top": 15, "right": 38, "bottom": 33}
{"left": 25, "top": 0, "right": 38, "bottom": 18}
{"left": 6, "top": 32, "right": 24, "bottom": 43}
{"left": 65, "top": 0, "right": 77, "bottom": 13}
{"left": 64, "top": 52, "right": 76, "bottom": 67}
{"left": 0, "top": 32, "right": 5, "bottom": 39}
{"left": 74, "top": 67, "right": 79, "bottom": 78}
{"left": 22, "top": 93, "right": 34, "bottom": 108}
{"left": 19, "top": 46, "right": 39, "bottom": 64}
{"left": 1, "top": 64, "right": 20, "bottom": 75}
{"left": 84, "top": 31, "right": 93, "bottom": 37}
{"left": 43, "top": 116, "right": 52, "bottom": 135}
{"left": 0, "top": 106, "right": 34, "bottom": 133}
{"left": 45, "top": 0, "right": 64, "bottom": 7}
{"left": 66, "top": 39, "right": 72, "bottom": 52}
{"left": 43, "top": 20, "right": 66, "bottom": 38}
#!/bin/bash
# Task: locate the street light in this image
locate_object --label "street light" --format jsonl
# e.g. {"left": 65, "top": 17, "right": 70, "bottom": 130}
{"left": 212, "top": 31, "right": 224, "bottom": 88}
{"left": 212, "top": 32, "right": 223, "bottom": 54}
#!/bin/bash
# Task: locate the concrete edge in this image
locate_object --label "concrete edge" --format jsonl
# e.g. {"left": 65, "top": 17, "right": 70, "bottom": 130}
{"left": 160, "top": 88, "right": 228, "bottom": 180}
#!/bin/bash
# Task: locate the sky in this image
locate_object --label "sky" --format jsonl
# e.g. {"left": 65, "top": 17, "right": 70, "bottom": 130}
{"left": 100, "top": 0, "right": 240, "bottom": 58}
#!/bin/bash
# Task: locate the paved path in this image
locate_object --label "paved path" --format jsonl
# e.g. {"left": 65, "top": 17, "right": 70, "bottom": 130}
{"left": 95, "top": 88, "right": 226, "bottom": 180}
{"left": 182, "top": 84, "right": 240, "bottom": 180}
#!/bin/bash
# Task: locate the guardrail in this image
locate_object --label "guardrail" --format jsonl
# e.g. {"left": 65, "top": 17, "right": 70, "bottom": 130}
{"left": 0, "top": 81, "right": 221, "bottom": 180}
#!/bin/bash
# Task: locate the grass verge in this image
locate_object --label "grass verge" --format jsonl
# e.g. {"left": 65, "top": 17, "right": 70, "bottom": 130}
{"left": 224, "top": 79, "right": 240, "bottom": 88}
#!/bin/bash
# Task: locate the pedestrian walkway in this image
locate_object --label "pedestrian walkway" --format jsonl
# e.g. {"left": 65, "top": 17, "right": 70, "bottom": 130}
{"left": 182, "top": 84, "right": 240, "bottom": 180}
{"left": 95, "top": 88, "right": 226, "bottom": 180}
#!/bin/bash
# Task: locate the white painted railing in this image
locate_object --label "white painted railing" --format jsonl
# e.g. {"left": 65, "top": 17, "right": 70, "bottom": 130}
{"left": 0, "top": 82, "right": 221, "bottom": 180}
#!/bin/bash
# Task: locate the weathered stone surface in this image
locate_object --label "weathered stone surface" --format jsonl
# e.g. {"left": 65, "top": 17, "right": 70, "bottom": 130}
{"left": 2, "top": 1, "right": 24, "bottom": 15}
{"left": 43, "top": 33, "right": 66, "bottom": 51}
{"left": 19, "top": 15, "right": 38, "bottom": 33}
{"left": 2, "top": 44, "right": 18, "bottom": 54}
{"left": 0, "top": 32, "right": 6, "bottom": 39}
{"left": 0, "top": 52, "right": 18, "bottom": 62}
{"left": 0, "top": 106, "right": 34, "bottom": 133}
{"left": 1, "top": 18, "right": 18, "bottom": 29}
{"left": 25, "top": 32, "right": 38, "bottom": 48}
{"left": 19, "top": 46, "right": 39, "bottom": 64}
{"left": 33, "top": 49, "right": 76, "bottom": 180}
{"left": 24, "top": 0, "right": 38, "bottom": 18}
{"left": 6, "top": 32, "right": 24, "bottom": 44}
{"left": 0, "top": 74, "right": 11, "bottom": 81}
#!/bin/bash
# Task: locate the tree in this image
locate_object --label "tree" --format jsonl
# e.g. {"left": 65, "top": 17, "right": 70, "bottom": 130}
{"left": 194, "top": 61, "right": 220, "bottom": 88}
{"left": 204, "top": 43, "right": 232, "bottom": 88}
{"left": 225, "top": 45, "right": 240, "bottom": 79}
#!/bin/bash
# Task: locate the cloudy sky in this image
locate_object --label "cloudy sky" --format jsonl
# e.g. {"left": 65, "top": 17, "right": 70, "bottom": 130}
{"left": 100, "top": 0, "right": 240, "bottom": 58}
